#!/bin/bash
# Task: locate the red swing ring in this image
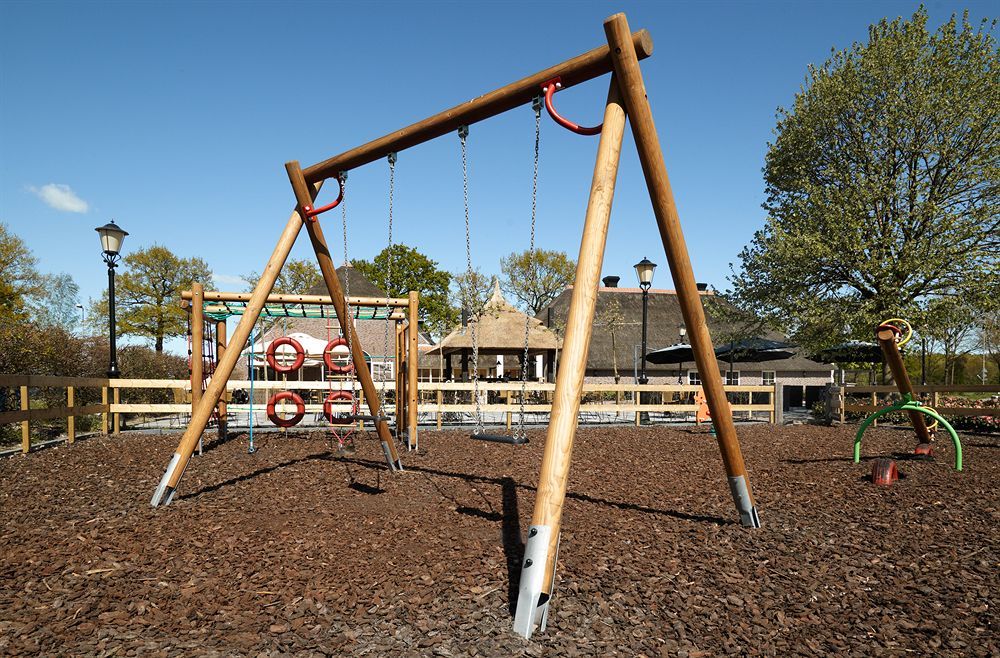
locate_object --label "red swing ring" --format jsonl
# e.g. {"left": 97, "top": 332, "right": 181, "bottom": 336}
{"left": 266, "top": 391, "right": 305, "bottom": 428}
{"left": 266, "top": 336, "right": 305, "bottom": 374}
{"left": 323, "top": 337, "right": 355, "bottom": 374}
{"left": 301, "top": 173, "right": 345, "bottom": 221}
{"left": 323, "top": 390, "right": 355, "bottom": 425}
{"left": 541, "top": 77, "right": 603, "bottom": 136}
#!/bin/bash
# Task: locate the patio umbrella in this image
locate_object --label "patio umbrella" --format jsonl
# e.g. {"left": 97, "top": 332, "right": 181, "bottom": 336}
{"left": 644, "top": 343, "right": 695, "bottom": 383}
{"left": 714, "top": 338, "right": 797, "bottom": 363}
{"left": 811, "top": 341, "right": 882, "bottom": 364}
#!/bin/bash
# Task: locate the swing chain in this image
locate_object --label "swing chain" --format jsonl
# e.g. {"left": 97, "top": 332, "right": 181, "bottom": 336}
{"left": 517, "top": 99, "right": 541, "bottom": 439}
{"left": 379, "top": 153, "right": 397, "bottom": 415}
{"left": 460, "top": 126, "right": 484, "bottom": 435}
{"left": 340, "top": 171, "right": 354, "bottom": 372}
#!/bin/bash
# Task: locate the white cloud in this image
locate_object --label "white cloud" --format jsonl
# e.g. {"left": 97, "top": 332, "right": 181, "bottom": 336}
{"left": 212, "top": 273, "right": 248, "bottom": 288}
{"left": 28, "top": 183, "right": 89, "bottom": 213}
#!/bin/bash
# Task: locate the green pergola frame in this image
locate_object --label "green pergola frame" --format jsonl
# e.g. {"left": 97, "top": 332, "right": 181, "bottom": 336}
{"left": 201, "top": 299, "right": 396, "bottom": 322}
{"left": 853, "top": 394, "right": 963, "bottom": 471}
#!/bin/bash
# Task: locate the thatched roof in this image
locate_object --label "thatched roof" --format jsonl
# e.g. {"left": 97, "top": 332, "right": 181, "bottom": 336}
{"left": 428, "top": 281, "right": 561, "bottom": 356}
{"left": 307, "top": 264, "right": 387, "bottom": 299}
{"left": 539, "top": 284, "right": 831, "bottom": 373}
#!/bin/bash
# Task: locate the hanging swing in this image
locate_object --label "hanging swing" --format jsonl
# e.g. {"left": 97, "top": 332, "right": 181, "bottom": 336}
{"left": 462, "top": 99, "right": 543, "bottom": 446}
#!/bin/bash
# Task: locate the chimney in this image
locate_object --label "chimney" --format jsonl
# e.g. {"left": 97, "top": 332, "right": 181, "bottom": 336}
{"left": 602, "top": 275, "right": 620, "bottom": 288}
{"left": 461, "top": 308, "right": 468, "bottom": 327}
{"left": 696, "top": 282, "right": 709, "bottom": 292}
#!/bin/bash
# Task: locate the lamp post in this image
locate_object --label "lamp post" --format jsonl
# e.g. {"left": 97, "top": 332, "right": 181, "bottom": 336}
{"left": 678, "top": 323, "right": 687, "bottom": 383}
{"left": 95, "top": 221, "right": 128, "bottom": 378}
{"left": 634, "top": 257, "right": 657, "bottom": 385}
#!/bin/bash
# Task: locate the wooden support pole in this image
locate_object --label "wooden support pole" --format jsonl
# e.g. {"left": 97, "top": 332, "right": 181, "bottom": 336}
{"left": 604, "top": 12, "right": 758, "bottom": 527}
{"left": 302, "top": 31, "right": 652, "bottom": 183}
{"left": 286, "top": 161, "right": 402, "bottom": 469}
{"left": 877, "top": 328, "right": 931, "bottom": 443}
{"left": 101, "top": 386, "right": 109, "bottom": 434}
{"left": 151, "top": 181, "right": 324, "bottom": 507}
{"left": 437, "top": 390, "right": 443, "bottom": 429}
{"left": 407, "top": 291, "right": 419, "bottom": 450}
{"left": 216, "top": 319, "right": 228, "bottom": 441}
{"left": 112, "top": 387, "right": 120, "bottom": 434}
{"left": 515, "top": 76, "right": 626, "bottom": 639}
{"left": 191, "top": 282, "right": 204, "bottom": 416}
{"left": 67, "top": 386, "right": 75, "bottom": 444}
{"left": 20, "top": 385, "right": 29, "bottom": 454}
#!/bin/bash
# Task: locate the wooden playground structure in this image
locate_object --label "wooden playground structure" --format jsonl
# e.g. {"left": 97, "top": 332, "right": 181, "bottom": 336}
{"left": 145, "top": 13, "right": 761, "bottom": 639}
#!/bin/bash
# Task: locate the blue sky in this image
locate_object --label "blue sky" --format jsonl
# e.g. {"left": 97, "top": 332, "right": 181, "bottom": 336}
{"left": 1, "top": 0, "right": 993, "bottom": 353}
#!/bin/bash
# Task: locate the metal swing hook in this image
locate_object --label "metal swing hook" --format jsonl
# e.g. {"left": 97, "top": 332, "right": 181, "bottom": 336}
{"left": 301, "top": 172, "right": 346, "bottom": 221}
{"left": 541, "top": 76, "right": 602, "bottom": 136}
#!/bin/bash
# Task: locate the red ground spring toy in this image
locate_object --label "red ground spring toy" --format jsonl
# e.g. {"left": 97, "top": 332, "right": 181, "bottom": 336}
{"left": 914, "top": 443, "right": 933, "bottom": 456}
{"left": 323, "top": 337, "right": 354, "bottom": 374}
{"left": 266, "top": 391, "right": 305, "bottom": 428}
{"left": 871, "top": 458, "right": 899, "bottom": 486}
{"left": 323, "top": 390, "right": 355, "bottom": 425}
{"left": 266, "top": 336, "right": 305, "bottom": 373}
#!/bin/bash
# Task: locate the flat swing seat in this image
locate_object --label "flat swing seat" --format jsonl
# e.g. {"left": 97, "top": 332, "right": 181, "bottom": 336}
{"left": 471, "top": 432, "right": 529, "bottom": 446}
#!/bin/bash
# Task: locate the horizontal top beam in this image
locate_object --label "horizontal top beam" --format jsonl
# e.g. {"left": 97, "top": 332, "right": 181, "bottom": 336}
{"left": 180, "top": 290, "right": 410, "bottom": 307}
{"left": 300, "top": 29, "right": 652, "bottom": 183}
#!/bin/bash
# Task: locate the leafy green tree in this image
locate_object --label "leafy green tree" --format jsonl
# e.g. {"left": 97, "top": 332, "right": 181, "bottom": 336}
{"left": 92, "top": 245, "right": 212, "bottom": 352}
{"left": 727, "top": 8, "right": 999, "bottom": 350}
{"left": 353, "top": 245, "right": 454, "bottom": 336}
{"left": 31, "top": 273, "right": 81, "bottom": 330}
{"left": 595, "top": 297, "right": 626, "bottom": 383}
{"left": 0, "top": 222, "right": 42, "bottom": 322}
{"left": 243, "top": 258, "right": 322, "bottom": 294}
{"left": 500, "top": 248, "right": 576, "bottom": 315}
{"left": 451, "top": 267, "right": 493, "bottom": 313}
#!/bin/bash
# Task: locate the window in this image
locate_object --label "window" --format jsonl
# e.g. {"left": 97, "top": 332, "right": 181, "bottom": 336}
{"left": 762, "top": 371, "right": 776, "bottom": 386}
{"left": 725, "top": 371, "right": 740, "bottom": 386}
{"left": 371, "top": 360, "right": 394, "bottom": 382}
{"left": 687, "top": 370, "right": 701, "bottom": 385}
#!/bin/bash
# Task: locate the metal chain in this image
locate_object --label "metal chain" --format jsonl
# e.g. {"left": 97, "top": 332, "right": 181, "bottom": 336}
{"left": 460, "top": 126, "right": 484, "bottom": 435}
{"left": 518, "top": 98, "right": 542, "bottom": 440}
{"left": 380, "top": 153, "right": 397, "bottom": 414}
{"left": 340, "top": 172, "right": 353, "bottom": 366}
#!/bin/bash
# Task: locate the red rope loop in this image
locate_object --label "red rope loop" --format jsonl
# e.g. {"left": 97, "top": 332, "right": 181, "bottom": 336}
{"left": 301, "top": 173, "right": 345, "bottom": 221}
{"left": 541, "top": 77, "right": 602, "bottom": 136}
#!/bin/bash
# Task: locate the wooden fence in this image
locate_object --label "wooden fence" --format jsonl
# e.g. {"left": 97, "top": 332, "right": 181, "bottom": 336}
{"left": 0, "top": 375, "right": 777, "bottom": 454}
{"left": 834, "top": 384, "right": 1000, "bottom": 425}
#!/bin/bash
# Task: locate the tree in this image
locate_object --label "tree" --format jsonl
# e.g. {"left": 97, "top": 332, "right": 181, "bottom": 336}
{"left": 352, "top": 245, "right": 454, "bottom": 336}
{"left": 979, "top": 310, "right": 1000, "bottom": 385}
{"left": 31, "top": 273, "right": 81, "bottom": 330}
{"left": 923, "top": 298, "right": 978, "bottom": 385}
{"left": 92, "top": 245, "right": 213, "bottom": 352}
{"left": 451, "top": 267, "right": 493, "bottom": 314}
{"left": 0, "top": 222, "right": 42, "bottom": 322}
{"left": 727, "top": 9, "right": 1000, "bottom": 351}
{"left": 243, "top": 258, "right": 322, "bottom": 294}
{"left": 595, "top": 297, "right": 626, "bottom": 383}
{"left": 500, "top": 249, "right": 576, "bottom": 315}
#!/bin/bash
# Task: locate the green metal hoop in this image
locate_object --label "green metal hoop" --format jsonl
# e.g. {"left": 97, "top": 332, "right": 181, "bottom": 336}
{"left": 854, "top": 395, "right": 962, "bottom": 471}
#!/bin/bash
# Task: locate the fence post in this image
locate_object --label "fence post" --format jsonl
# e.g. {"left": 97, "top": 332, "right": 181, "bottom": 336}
{"left": 101, "top": 386, "right": 109, "bottom": 434}
{"left": 67, "top": 385, "right": 76, "bottom": 444}
{"left": 871, "top": 391, "right": 878, "bottom": 427}
{"left": 839, "top": 386, "right": 846, "bottom": 425}
{"left": 773, "top": 384, "right": 783, "bottom": 426}
{"left": 112, "top": 387, "right": 120, "bottom": 434}
{"left": 20, "top": 385, "right": 30, "bottom": 454}
{"left": 634, "top": 388, "right": 641, "bottom": 427}
{"left": 436, "top": 389, "right": 443, "bottom": 429}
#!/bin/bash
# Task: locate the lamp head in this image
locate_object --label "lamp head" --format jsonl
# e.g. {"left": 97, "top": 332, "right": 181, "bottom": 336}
{"left": 633, "top": 257, "right": 656, "bottom": 290}
{"left": 95, "top": 220, "right": 128, "bottom": 257}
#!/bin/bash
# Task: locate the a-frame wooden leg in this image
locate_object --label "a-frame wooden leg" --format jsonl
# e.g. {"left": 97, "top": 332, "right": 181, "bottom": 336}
{"left": 286, "top": 161, "right": 403, "bottom": 471}
{"left": 151, "top": 182, "right": 325, "bottom": 507}
{"left": 514, "top": 76, "right": 627, "bottom": 639}
{"left": 604, "top": 13, "right": 760, "bottom": 529}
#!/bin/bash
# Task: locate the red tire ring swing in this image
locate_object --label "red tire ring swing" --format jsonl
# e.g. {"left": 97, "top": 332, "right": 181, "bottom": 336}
{"left": 267, "top": 391, "right": 306, "bottom": 428}
{"left": 323, "top": 390, "right": 355, "bottom": 425}
{"left": 266, "top": 336, "right": 305, "bottom": 373}
{"left": 323, "top": 337, "right": 355, "bottom": 374}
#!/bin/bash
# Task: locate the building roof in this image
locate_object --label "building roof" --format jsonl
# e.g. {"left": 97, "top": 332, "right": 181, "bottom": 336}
{"left": 538, "top": 283, "right": 832, "bottom": 374}
{"left": 428, "top": 280, "right": 561, "bottom": 356}
{"left": 307, "top": 264, "right": 388, "bottom": 299}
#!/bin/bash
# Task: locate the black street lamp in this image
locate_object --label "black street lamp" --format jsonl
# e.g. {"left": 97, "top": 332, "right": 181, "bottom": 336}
{"left": 95, "top": 221, "right": 128, "bottom": 378}
{"left": 634, "top": 257, "right": 657, "bottom": 385}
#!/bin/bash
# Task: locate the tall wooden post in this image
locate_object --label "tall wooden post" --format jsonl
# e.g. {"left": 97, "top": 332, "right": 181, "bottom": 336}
{"left": 151, "top": 181, "right": 325, "bottom": 507}
{"left": 604, "top": 13, "right": 759, "bottom": 529}
{"left": 216, "top": 319, "right": 228, "bottom": 441}
{"left": 514, "top": 76, "right": 626, "bottom": 639}
{"left": 67, "top": 385, "right": 76, "bottom": 444}
{"left": 877, "top": 327, "right": 931, "bottom": 443}
{"left": 190, "top": 283, "right": 204, "bottom": 415}
{"left": 286, "top": 161, "right": 402, "bottom": 470}
{"left": 20, "top": 385, "right": 29, "bottom": 454}
{"left": 407, "top": 291, "right": 419, "bottom": 450}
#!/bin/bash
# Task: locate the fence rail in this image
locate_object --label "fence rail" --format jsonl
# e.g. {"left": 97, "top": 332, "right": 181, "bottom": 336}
{"left": 1, "top": 375, "right": 777, "bottom": 454}
{"left": 834, "top": 384, "right": 999, "bottom": 425}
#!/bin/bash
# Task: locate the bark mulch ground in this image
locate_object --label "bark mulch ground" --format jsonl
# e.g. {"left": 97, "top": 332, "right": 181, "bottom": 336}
{"left": 1, "top": 424, "right": 996, "bottom": 656}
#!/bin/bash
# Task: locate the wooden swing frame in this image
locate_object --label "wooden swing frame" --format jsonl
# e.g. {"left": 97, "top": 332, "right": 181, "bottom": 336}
{"left": 151, "top": 12, "right": 760, "bottom": 640}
